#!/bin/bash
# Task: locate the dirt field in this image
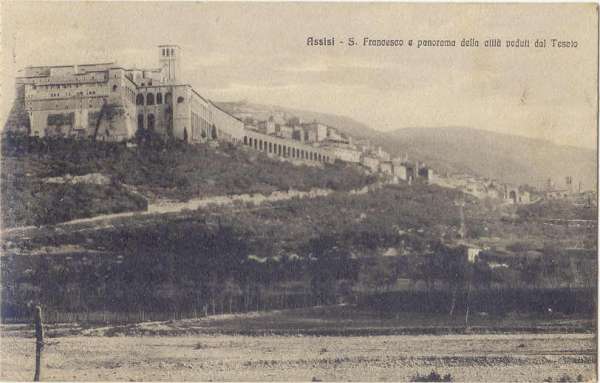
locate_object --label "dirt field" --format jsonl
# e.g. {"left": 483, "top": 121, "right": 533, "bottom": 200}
{"left": 1, "top": 306, "right": 596, "bottom": 382}
{"left": 0, "top": 332, "right": 595, "bottom": 381}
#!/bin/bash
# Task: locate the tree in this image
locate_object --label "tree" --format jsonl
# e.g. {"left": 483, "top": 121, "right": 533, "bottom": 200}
{"left": 358, "top": 257, "right": 398, "bottom": 292}
{"left": 520, "top": 257, "right": 542, "bottom": 288}
{"left": 303, "top": 235, "right": 353, "bottom": 305}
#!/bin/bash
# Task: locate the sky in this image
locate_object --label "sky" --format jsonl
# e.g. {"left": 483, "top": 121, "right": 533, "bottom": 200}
{"left": 1, "top": 2, "right": 597, "bottom": 149}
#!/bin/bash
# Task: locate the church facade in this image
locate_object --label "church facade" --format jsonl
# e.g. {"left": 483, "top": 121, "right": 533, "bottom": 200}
{"left": 14, "top": 45, "right": 245, "bottom": 144}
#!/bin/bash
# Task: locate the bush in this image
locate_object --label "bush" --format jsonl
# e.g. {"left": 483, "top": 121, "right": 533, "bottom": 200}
{"left": 411, "top": 370, "right": 453, "bottom": 382}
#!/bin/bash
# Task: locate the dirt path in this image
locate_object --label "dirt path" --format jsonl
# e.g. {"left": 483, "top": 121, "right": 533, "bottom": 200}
{"left": 0, "top": 182, "right": 381, "bottom": 239}
{"left": 0, "top": 333, "right": 594, "bottom": 381}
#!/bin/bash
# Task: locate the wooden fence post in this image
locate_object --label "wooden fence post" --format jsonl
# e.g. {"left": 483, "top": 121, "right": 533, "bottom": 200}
{"left": 33, "top": 305, "right": 44, "bottom": 382}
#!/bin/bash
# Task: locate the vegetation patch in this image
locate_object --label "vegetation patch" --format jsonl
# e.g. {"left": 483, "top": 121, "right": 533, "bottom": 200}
{"left": 410, "top": 370, "right": 453, "bottom": 382}
{"left": 1, "top": 134, "right": 375, "bottom": 226}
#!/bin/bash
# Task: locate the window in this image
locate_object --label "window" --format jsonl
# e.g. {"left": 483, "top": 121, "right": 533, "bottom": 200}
{"left": 147, "top": 114, "right": 155, "bottom": 131}
{"left": 136, "top": 94, "right": 144, "bottom": 105}
{"left": 146, "top": 93, "right": 155, "bottom": 105}
{"left": 156, "top": 93, "right": 162, "bottom": 104}
{"left": 112, "top": 85, "right": 118, "bottom": 92}
{"left": 165, "top": 92, "right": 172, "bottom": 104}
{"left": 177, "top": 96, "right": 184, "bottom": 104}
{"left": 137, "top": 114, "right": 144, "bottom": 131}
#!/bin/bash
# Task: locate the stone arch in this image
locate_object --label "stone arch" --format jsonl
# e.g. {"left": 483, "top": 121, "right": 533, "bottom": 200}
{"left": 268, "top": 142, "right": 273, "bottom": 153}
{"left": 259, "top": 140, "right": 263, "bottom": 151}
{"left": 146, "top": 93, "right": 155, "bottom": 105}
{"left": 136, "top": 94, "right": 144, "bottom": 105}
{"left": 137, "top": 114, "right": 144, "bottom": 131}
{"left": 165, "top": 93, "right": 172, "bottom": 104}
{"left": 244, "top": 136, "right": 248, "bottom": 145}
{"left": 157, "top": 93, "right": 163, "bottom": 104}
{"left": 509, "top": 190, "right": 517, "bottom": 203}
{"left": 112, "top": 84, "right": 118, "bottom": 92}
{"left": 147, "top": 114, "right": 155, "bottom": 131}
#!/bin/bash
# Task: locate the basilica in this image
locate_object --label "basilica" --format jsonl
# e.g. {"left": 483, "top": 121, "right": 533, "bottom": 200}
{"left": 13, "top": 45, "right": 245, "bottom": 144}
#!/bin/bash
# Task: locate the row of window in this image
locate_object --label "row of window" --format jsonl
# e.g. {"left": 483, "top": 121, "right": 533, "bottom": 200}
{"left": 43, "top": 89, "right": 98, "bottom": 98}
{"left": 31, "top": 74, "right": 105, "bottom": 87}
{"left": 136, "top": 92, "right": 183, "bottom": 106}
{"left": 138, "top": 113, "right": 157, "bottom": 131}
{"left": 32, "top": 82, "right": 103, "bottom": 91}
{"left": 162, "top": 48, "right": 176, "bottom": 57}
{"left": 26, "top": 97, "right": 103, "bottom": 111}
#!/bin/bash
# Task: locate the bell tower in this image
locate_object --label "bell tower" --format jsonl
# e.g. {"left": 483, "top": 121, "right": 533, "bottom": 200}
{"left": 158, "top": 45, "right": 181, "bottom": 84}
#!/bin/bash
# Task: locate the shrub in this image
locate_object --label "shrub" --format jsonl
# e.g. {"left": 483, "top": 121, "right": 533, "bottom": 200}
{"left": 411, "top": 370, "right": 453, "bottom": 382}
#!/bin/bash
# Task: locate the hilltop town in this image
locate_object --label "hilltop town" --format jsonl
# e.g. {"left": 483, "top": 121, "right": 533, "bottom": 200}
{"left": 4, "top": 44, "right": 595, "bottom": 209}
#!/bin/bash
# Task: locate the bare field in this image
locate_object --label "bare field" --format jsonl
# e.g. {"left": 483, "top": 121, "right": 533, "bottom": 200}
{"left": 1, "top": 307, "right": 596, "bottom": 381}
{"left": 0, "top": 332, "right": 595, "bottom": 382}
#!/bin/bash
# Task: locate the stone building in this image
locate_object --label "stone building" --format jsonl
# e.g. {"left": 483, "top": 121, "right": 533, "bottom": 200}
{"left": 13, "top": 45, "right": 244, "bottom": 144}
{"left": 360, "top": 156, "right": 380, "bottom": 173}
{"left": 379, "top": 161, "right": 393, "bottom": 175}
{"left": 304, "top": 122, "right": 328, "bottom": 142}
{"left": 276, "top": 125, "right": 294, "bottom": 139}
{"left": 392, "top": 162, "right": 409, "bottom": 181}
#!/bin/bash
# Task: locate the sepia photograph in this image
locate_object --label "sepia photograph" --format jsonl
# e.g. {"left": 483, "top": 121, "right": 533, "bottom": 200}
{"left": 0, "top": 1, "right": 597, "bottom": 382}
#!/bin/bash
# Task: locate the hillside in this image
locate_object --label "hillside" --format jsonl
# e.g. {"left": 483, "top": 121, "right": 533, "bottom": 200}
{"left": 2, "top": 180, "right": 596, "bottom": 321}
{"left": 378, "top": 127, "right": 597, "bottom": 191}
{"left": 0, "top": 135, "right": 375, "bottom": 227}
{"left": 217, "top": 102, "right": 596, "bottom": 191}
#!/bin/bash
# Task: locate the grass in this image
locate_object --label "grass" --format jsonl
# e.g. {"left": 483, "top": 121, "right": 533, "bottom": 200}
{"left": 14, "top": 305, "right": 592, "bottom": 338}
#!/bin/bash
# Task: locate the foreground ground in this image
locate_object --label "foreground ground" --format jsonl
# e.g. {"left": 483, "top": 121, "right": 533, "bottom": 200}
{"left": 0, "top": 332, "right": 594, "bottom": 382}
{"left": 0, "top": 307, "right": 596, "bottom": 382}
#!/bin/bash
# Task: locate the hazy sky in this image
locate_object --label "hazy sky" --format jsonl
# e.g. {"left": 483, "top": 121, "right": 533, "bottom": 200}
{"left": 2, "top": 2, "right": 597, "bottom": 149}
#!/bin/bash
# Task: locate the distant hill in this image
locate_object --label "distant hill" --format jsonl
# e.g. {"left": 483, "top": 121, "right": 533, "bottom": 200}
{"left": 216, "top": 101, "right": 596, "bottom": 191}
{"left": 378, "top": 127, "right": 596, "bottom": 191}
